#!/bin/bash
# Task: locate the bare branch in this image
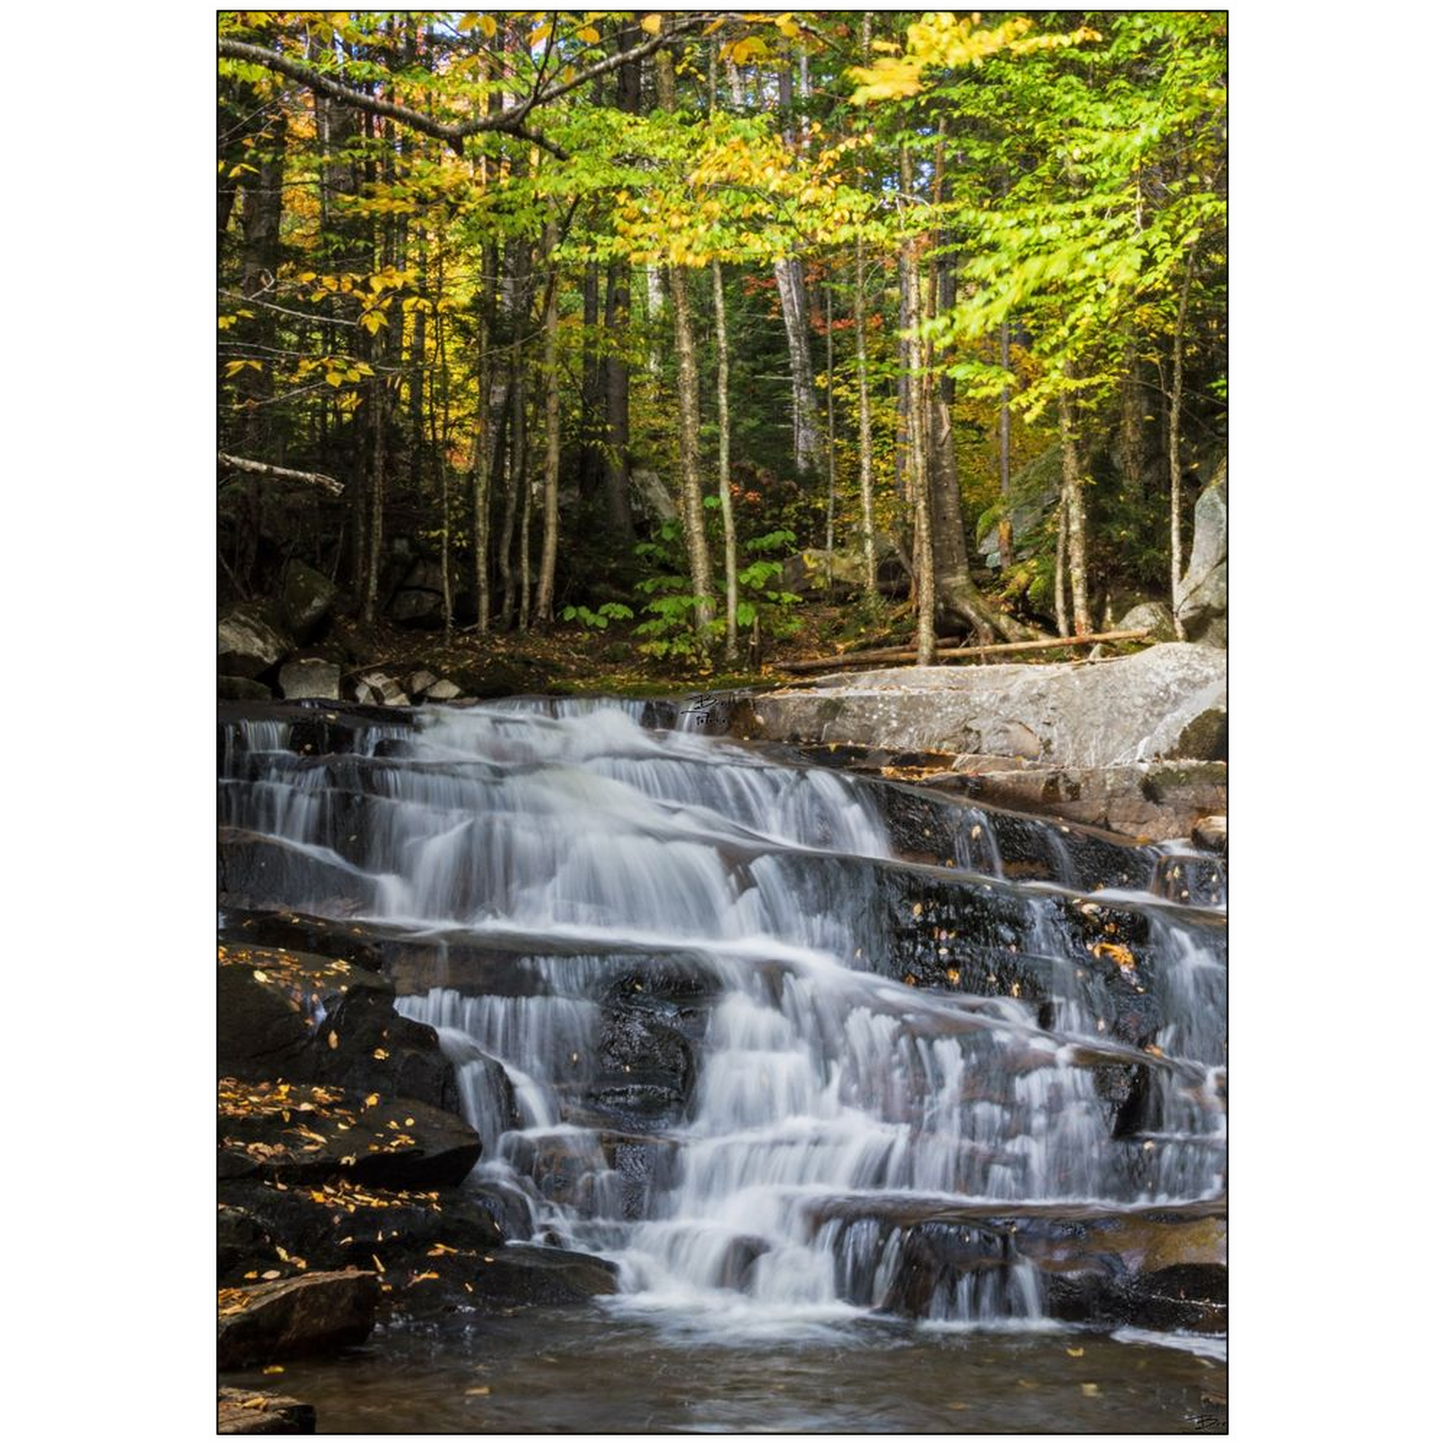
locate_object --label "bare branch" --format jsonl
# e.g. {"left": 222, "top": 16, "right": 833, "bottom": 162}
{"left": 218, "top": 452, "right": 344, "bottom": 496}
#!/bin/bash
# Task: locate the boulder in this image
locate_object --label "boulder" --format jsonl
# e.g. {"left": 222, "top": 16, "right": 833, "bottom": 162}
{"left": 221, "top": 676, "right": 275, "bottom": 702}
{"left": 1192, "top": 815, "right": 1227, "bottom": 852}
{"left": 1118, "top": 601, "right": 1177, "bottom": 643}
{"left": 218, "top": 1078, "right": 482, "bottom": 1189}
{"left": 353, "top": 671, "right": 408, "bottom": 706}
{"left": 280, "top": 560, "right": 337, "bottom": 642}
{"left": 217, "top": 1270, "right": 378, "bottom": 1370}
{"left": 1177, "top": 460, "right": 1227, "bottom": 648}
{"left": 407, "top": 669, "right": 439, "bottom": 698}
{"left": 278, "top": 659, "right": 341, "bottom": 702}
{"left": 218, "top": 1388, "right": 317, "bottom": 1434}
{"left": 218, "top": 1177, "right": 505, "bottom": 1288}
{"left": 217, "top": 943, "right": 462, "bottom": 1113}
{"left": 220, "top": 606, "right": 292, "bottom": 680}
{"left": 388, "top": 560, "right": 450, "bottom": 629}
{"left": 737, "top": 644, "right": 1226, "bottom": 770}
{"left": 425, "top": 678, "right": 463, "bottom": 702}
{"left": 630, "top": 469, "right": 676, "bottom": 523}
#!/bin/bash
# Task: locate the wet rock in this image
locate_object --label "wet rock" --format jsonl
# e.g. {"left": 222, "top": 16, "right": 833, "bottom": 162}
{"left": 425, "top": 678, "right": 463, "bottom": 702}
{"left": 219, "top": 830, "right": 372, "bottom": 916}
{"left": 220, "top": 605, "right": 293, "bottom": 680}
{"left": 589, "top": 1008, "right": 696, "bottom": 1121}
{"left": 1177, "top": 460, "right": 1227, "bottom": 648}
{"left": 278, "top": 659, "right": 341, "bottom": 702}
{"left": 221, "top": 676, "right": 275, "bottom": 702}
{"left": 218, "top": 1387, "right": 317, "bottom": 1434}
{"left": 280, "top": 559, "right": 337, "bottom": 642}
{"left": 949, "top": 761, "right": 1227, "bottom": 842}
{"left": 218, "top": 1078, "right": 481, "bottom": 1189}
{"left": 218, "top": 943, "right": 462, "bottom": 1113}
{"left": 462, "top": 1243, "right": 618, "bottom": 1304}
{"left": 217, "top": 1177, "right": 505, "bottom": 1287}
{"left": 407, "top": 669, "right": 439, "bottom": 697}
{"left": 1150, "top": 854, "right": 1226, "bottom": 907}
{"left": 1192, "top": 815, "right": 1227, "bottom": 852}
{"left": 217, "top": 1270, "right": 378, "bottom": 1370}
{"left": 630, "top": 468, "right": 676, "bottom": 523}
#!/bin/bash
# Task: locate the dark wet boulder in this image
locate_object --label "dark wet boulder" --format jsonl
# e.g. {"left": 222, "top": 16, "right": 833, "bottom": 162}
{"left": 217, "top": 1270, "right": 378, "bottom": 1370}
{"left": 217, "top": 943, "right": 461, "bottom": 1113}
{"left": 220, "top": 605, "right": 293, "bottom": 680}
{"left": 280, "top": 559, "right": 337, "bottom": 642}
{"left": 218, "top": 1078, "right": 481, "bottom": 1189}
{"left": 218, "top": 1387, "right": 317, "bottom": 1434}
{"left": 1191, "top": 815, "right": 1227, "bottom": 853}
{"left": 217, "top": 1177, "right": 505, "bottom": 1287}
{"left": 219, "top": 831, "right": 372, "bottom": 916}
{"left": 588, "top": 1007, "right": 696, "bottom": 1122}
{"left": 462, "top": 1243, "right": 618, "bottom": 1304}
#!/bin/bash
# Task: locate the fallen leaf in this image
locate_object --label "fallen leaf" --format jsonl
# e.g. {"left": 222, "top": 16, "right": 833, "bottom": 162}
{"left": 262, "top": 1365, "right": 285, "bottom": 1375}
{"left": 1066, "top": 1346, "right": 1085, "bottom": 1357}
{"left": 1081, "top": 1383, "right": 1100, "bottom": 1397}
{"left": 466, "top": 1386, "right": 492, "bottom": 1396}
{"left": 328, "top": 1031, "right": 339, "bottom": 1049}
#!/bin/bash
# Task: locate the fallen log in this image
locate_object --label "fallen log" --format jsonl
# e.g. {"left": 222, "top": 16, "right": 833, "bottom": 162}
{"left": 777, "top": 629, "right": 1151, "bottom": 675}
{"left": 218, "top": 453, "right": 345, "bottom": 497}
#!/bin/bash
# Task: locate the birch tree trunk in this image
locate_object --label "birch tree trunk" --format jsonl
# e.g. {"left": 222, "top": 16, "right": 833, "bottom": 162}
{"left": 854, "top": 231, "right": 878, "bottom": 599}
{"left": 713, "top": 260, "right": 738, "bottom": 661}
{"left": 1169, "top": 241, "right": 1201, "bottom": 639}
{"left": 1058, "top": 370, "right": 1092, "bottom": 637}
{"left": 533, "top": 218, "right": 562, "bottom": 625}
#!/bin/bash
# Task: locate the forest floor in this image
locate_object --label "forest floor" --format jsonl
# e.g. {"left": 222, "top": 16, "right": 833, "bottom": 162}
{"left": 332, "top": 596, "right": 929, "bottom": 698}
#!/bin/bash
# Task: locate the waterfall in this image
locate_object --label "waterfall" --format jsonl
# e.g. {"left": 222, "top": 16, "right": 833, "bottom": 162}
{"left": 220, "top": 698, "right": 1226, "bottom": 1337}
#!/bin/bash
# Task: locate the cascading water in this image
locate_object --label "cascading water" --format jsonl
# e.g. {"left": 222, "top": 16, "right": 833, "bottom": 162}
{"left": 220, "top": 697, "right": 1225, "bottom": 1343}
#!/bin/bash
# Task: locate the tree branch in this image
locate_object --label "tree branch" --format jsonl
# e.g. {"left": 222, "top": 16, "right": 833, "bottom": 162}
{"left": 218, "top": 453, "right": 344, "bottom": 497}
{"left": 219, "top": 16, "right": 717, "bottom": 159}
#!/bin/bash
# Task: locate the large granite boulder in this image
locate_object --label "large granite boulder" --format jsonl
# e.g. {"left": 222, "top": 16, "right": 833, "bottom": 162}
{"left": 220, "top": 606, "right": 292, "bottom": 680}
{"left": 737, "top": 644, "right": 1226, "bottom": 769}
{"left": 1177, "top": 460, "right": 1227, "bottom": 648}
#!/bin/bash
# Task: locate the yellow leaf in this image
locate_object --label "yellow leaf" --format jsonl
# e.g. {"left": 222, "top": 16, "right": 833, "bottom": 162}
{"left": 253, "top": 969, "right": 269, "bottom": 983}
{"left": 1080, "top": 1383, "right": 1100, "bottom": 1397}
{"left": 466, "top": 1386, "right": 492, "bottom": 1396}
{"left": 639, "top": 15, "right": 662, "bottom": 37}
{"left": 263, "top": 1365, "right": 286, "bottom": 1375}
{"left": 576, "top": 25, "right": 600, "bottom": 44}
{"left": 373, "top": 1048, "right": 389, "bottom": 1060}
{"left": 1066, "top": 1346, "right": 1085, "bottom": 1357}
{"left": 328, "top": 1030, "right": 340, "bottom": 1049}
{"left": 364, "top": 1093, "right": 380, "bottom": 1108}
{"left": 261, "top": 1269, "right": 281, "bottom": 1280}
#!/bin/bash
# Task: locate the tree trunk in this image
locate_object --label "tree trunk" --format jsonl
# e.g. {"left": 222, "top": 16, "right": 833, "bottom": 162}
{"left": 854, "top": 232, "right": 878, "bottom": 599}
{"left": 533, "top": 220, "right": 562, "bottom": 625}
{"left": 1058, "top": 371, "right": 1092, "bottom": 637}
{"left": 472, "top": 244, "right": 495, "bottom": 633}
{"left": 824, "top": 279, "right": 837, "bottom": 572}
{"left": 1169, "top": 241, "right": 1201, "bottom": 639}
{"left": 898, "top": 204, "right": 935, "bottom": 665}
{"left": 775, "top": 257, "right": 822, "bottom": 474}
{"left": 1054, "top": 488, "right": 1070, "bottom": 638}
{"left": 713, "top": 260, "right": 738, "bottom": 661}
{"left": 656, "top": 46, "right": 714, "bottom": 637}
{"left": 998, "top": 318, "right": 1014, "bottom": 569}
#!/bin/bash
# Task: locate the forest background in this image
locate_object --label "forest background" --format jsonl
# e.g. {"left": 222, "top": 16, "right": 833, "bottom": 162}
{"left": 216, "top": 8, "right": 1225, "bottom": 683}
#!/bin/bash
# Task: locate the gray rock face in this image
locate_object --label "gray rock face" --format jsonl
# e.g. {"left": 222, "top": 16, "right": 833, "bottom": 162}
{"left": 219, "top": 606, "right": 292, "bottom": 679}
{"left": 279, "top": 659, "right": 341, "bottom": 701}
{"left": 740, "top": 644, "right": 1226, "bottom": 770}
{"left": 630, "top": 468, "right": 676, "bottom": 523}
{"left": 425, "top": 678, "right": 463, "bottom": 702}
{"left": 280, "top": 559, "right": 337, "bottom": 642}
{"left": 1177, "top": 460, "right": 1227, "bottom": 648}
{"left": 1118, "top": 601, "right": 1177, "bottom": 642}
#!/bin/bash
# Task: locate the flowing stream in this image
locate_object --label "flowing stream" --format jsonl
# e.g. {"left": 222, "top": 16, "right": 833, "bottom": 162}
{"left": 220, "top": 697, "right": 1225, "bottom": 1425}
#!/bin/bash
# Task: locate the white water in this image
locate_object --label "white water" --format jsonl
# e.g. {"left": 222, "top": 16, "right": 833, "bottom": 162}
{"left": 221, "top": 699, "right": 1226, "bottom": 1337}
